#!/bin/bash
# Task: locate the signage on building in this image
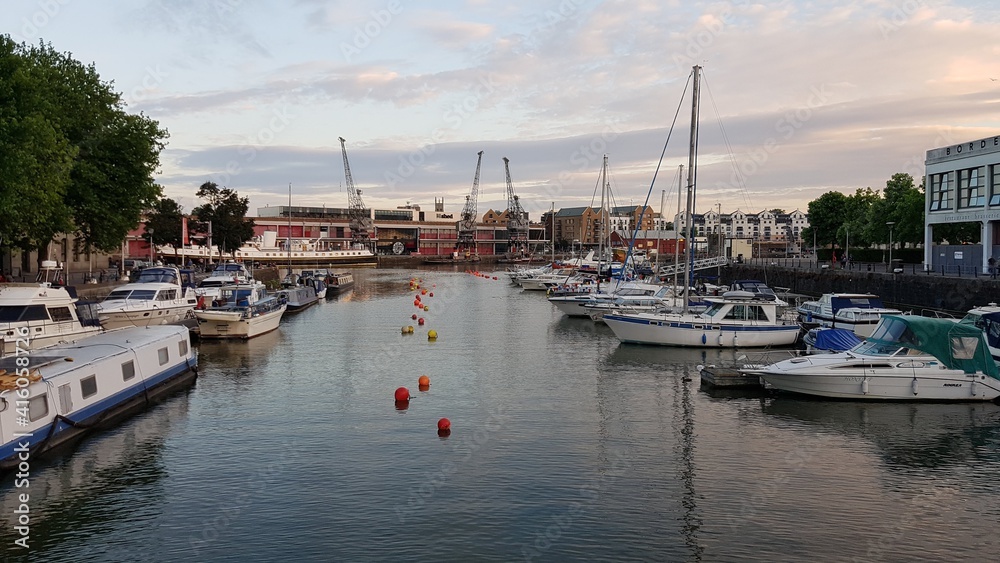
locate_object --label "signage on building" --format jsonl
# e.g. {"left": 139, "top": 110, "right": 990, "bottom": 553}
{"left": 926, "top": 135, "right": 1000, "bottom": 163}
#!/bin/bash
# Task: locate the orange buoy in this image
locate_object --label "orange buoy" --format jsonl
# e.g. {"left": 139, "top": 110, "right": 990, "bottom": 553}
{"left": 418, "top": 318, "right": 425, "bottom": 325}
{"left": 394, "top": 387, "right": 410, "bottom": 401}
{"left": 421, "top": 289, "right": 427, "bottom": 295}
{"left": 437, "top": 418, "right": 451, "bottom": 435}
{"left": 418, "top": 375, "right": 430, "bottom": 386}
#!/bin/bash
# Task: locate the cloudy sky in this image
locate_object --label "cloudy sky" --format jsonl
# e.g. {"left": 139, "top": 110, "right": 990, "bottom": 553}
{"left": 8, "top": 0, "right": 1000, "bottom": 220}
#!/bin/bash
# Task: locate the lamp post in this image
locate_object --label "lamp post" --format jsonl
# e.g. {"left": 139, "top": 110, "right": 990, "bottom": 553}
{"left": 886, "top": 221, "right": 895, "bottom": 270}
{"left": 149, "top": 228, "right": 155, "bottom": 264}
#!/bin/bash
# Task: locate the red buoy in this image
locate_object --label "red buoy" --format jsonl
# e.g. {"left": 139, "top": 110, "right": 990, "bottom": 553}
{"left": 411, "top": 314, "right": 418, "bottom": 320}
{"left": 418, "top": 317, "right": 425, "bottom": 325}
{"left": 429, "top": 292, "right": 434, "bottom": 297}
{"left": 437, "top": 417, "right": 450, "bottom": 430}
{"left": 394, "top": 387, "right": 410, "bottom": 401}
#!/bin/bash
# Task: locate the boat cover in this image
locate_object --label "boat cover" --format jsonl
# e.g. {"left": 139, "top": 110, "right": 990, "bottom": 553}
{"left": 868, "top": 315, "right": 999, "bottom": 379}
{"left": 806, "top": 328, "right": 861, "bottom": 352}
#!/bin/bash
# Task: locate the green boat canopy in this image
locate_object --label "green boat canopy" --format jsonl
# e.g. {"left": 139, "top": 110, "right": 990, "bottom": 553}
{"left": 866, "top": 315, "right": 1000, "bottom": 379}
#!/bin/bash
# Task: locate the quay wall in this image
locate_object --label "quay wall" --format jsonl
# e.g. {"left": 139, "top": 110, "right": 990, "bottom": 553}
{"left": 726, "top": 264, "right": 1000, "bottom": 315}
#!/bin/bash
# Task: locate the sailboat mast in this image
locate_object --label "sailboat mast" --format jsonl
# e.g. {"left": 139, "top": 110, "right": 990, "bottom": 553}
{"left": 682, "top": 65, "right": 701, "bottom": 315}
{"left": 599, "top": 155, "right": 608, "bottom": 287}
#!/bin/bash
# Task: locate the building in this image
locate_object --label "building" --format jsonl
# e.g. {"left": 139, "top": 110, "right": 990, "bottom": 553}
{"left": 674, "top": 208, "right": 809, "bottom": 247}
{"left": 551, "top": 205, "right": 657, "bottom": 248}
{"left": 924, "top": 133, "right": 1000, "bottom": 273}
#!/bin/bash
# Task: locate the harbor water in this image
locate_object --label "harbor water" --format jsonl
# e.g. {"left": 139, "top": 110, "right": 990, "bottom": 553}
{"left": 3, "top": 268, "right": 999, "bottom": 561}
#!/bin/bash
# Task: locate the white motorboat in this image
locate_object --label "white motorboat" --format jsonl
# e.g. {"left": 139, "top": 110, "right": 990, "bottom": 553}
{"left": 0, "top": 268, "right": 103, "bottom": 356}
{"left": 194, "top": 262, "right": 254, "bottom": 302}
{"left": 548, "top": 281, "right": 664, "bottom": 317}
{"left": 748, "top": 315, "right": 1000, "bottom": 401}
{"left": 958, "top": 302, "right": 1000, "bottom": 360}
{"left": 797, "top": 293, "right": 902, "bottom": 336}
{"left": 194, "top": 282, "right": 286, "bottom": 339}
{"left": 603, "top": 290, "right": 801, "bottom": 348}
{"left": 98, "top": 267, "right": 199, "bottom": 330}
{"left": 0, "top": 324, "right": 198, "bottom": 469}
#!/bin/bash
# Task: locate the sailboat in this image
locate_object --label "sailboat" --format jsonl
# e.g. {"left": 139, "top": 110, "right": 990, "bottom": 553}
{"left": 603, "top": 65, "right": 800, "bottom": 348}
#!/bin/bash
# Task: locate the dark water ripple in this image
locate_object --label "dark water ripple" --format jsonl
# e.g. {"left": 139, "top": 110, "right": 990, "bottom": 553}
{"left": 2, "top": 268, "right": 999, "bottom": 561}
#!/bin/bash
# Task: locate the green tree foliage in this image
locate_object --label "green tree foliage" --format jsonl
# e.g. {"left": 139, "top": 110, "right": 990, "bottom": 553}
{"left": 867, "top": 173, "right": 924, "bottom": 246}
{"left": 0, "top": 36, "right": 168, "bottom": 257}
{"left": 803, "top": 191, "right": 849, "bottom": 249}
{"left": 768, "top": 208, "right": 786, "bottom": 215}
{"left": 144, "top": 197, "right": 185, "bottom": 260}
{"left": 192, "top": 182, "right": 255, "bottom": 257}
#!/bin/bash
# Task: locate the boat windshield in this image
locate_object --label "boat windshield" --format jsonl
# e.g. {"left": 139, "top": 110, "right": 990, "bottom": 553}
{"left": 220, "top": 288, "right": 255, "bottom": 305}
{"left": 851, "top": 339, "right": 909, "bottom": 356}
{"left": 136, "top": 268, "right": 179, "bottom": 284}
{"left": 105, "top": 289, "right": 157, "bottom": 301}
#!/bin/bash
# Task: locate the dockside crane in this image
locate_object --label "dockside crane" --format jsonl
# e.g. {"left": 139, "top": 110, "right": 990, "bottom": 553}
{"left": 502, "top": 157, "right": 529, "bottom": 255}
{"left": 457, "top": 151, "right": 484, "bottom": 255}
{"left": 338, "top": 137, "right": 374, "bottom": 250}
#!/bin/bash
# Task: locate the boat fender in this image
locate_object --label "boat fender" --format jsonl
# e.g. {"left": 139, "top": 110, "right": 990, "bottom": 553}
{"left": 861, "top": 378, "right": 869, "bottom": 395}
{"left": 911, "top": 378, "right": 919, "bottom": 395}
{"left": 970, "top": 380, "right": 977, "bottom": 397}
{"left": 701, "top": 333, "right": 707, "bottom": 345}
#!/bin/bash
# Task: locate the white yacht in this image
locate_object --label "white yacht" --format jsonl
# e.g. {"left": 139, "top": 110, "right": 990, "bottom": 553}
{"left": 1, "top": 265, "right": 103, "bottom": 356}
{"left": 195, "top": 262, "right": 253, "bottom": 302}
{"left": 97, "top": 267, "right": 199, "bottom": 330}
{"left": 747, "top": 315, "right": 1000, "bottom": 401}
{"left": 603, "top": 291, "right": 800, "bottom": 348}
{"left": 194, "top": 281, "right": 286, "bottom": 339}
{"left": 797, "top": 293, "right": 902, "bottom": 336}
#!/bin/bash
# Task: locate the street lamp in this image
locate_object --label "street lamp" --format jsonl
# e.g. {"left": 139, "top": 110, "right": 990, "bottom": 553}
{"left": 886, "top": 221, "right": 895, "bottom": 270}
{"left": 149, "top": 227, "right": 155, "bottom": 264}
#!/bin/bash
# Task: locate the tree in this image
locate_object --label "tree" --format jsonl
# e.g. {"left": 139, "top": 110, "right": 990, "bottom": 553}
{"left": 192, "top": 182, "right": 255, "bottom": 257}
{"left": 804, "top": 191, "right": 850, "bottom": 250}
{"left": 0, "top": 36, "right": 168, "bottom": 261}
{"left": 768, "top": 208, "right": 786, "bottom": 215}
{"left": 144, "top": 198, "right": 185, "bottom": 262}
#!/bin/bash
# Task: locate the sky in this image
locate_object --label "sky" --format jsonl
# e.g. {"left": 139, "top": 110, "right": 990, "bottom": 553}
{"left": 6, "top": 0, "right": 1000, "bottom": 221}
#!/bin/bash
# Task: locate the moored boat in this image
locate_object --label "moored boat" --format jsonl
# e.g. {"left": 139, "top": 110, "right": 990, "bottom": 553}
{"left": 748, "top": 315, "right": 1000, "bottom": 401}
{"left": 0, "top": 324, "right": 198, "bottom": 470}
{"left": 325, "top": 272, "right": 355, "bottom": 297}
{"left": 603, "top": 290, "right": 800, "bottom": 348}
{"left": 796, "top": 293, "right": 902, "bottom": 336}
{"left": 97, "top": 266, "right": 198, "bottom": 330}
{"left": 194, "top": 282, "right": 286, "bottom": 339}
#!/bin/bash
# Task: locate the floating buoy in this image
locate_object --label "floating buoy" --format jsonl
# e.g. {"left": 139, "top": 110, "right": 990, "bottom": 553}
{"left": 428, "top": 329, "right": 438, "bottom": 340}
{"left": 437, "top": 417, "right": 450, "bottom": 430}
{"left": 492, "top": 276, "right": 497, "bottom": 280}
{"left": 401, "top": 326, "right": 409, "bottom": 334}
{"left": 407, "top": 326, "right": 414, "bottom": 333}
{"left": 418, "top": 318, "right": 425, "bottom": 325}
{"left": 418, "top": 375, "right": 430, "bottom": 386}
{"left": 394, "top": 387, "right": 410, "bottom": 401}
{"left": 411, "top": 314, "right": 418, "bottom": 320}
{"left": 429, "top": 292, "right": 434, "bottom": 297}
{"left": 423, "top": 305, "right": 429, "bottom": 311}
{"left": 421, "top": 289, "right": 427, "bottom": 295}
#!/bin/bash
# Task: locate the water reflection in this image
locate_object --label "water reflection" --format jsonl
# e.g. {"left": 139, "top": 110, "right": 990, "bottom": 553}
{"left": 762, "top": 398, "right": 1000, "bottom": 469}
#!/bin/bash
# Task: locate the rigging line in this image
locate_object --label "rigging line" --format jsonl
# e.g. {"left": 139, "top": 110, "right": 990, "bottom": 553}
{"left": 701, "top": 72, "right": 756, "bottom": 213}
{"left": 623, "top": 70, "right": 694, "bottom": 286}
{"left": 589, "top": 162, "right": 604, "bottom": 208}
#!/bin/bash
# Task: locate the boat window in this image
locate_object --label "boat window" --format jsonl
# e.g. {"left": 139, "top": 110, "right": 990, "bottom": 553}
{"left": 179, "top": 339, "right": 189, "bottom": 357}
{"left": 158, "top": 347, "right": 169, "bottom": 366}
{"left": 106, "top": 289, "right": 133, "bottom": 300}
{"left": 951, "top": 336, "right": 980, "bottom": 359}
{"left": 29, "top": 393, "right": 49, "bottom": 422}
{"left": 0, "top": 305, "right": 50, "bottom": 323}
{"left": 725, "top": 305, "right": 747, "bottom": 320}
{"left": 80, "top": 374, "right": 98, "bottom": 399}
{"left": 48, "top": 306, "right": 74, "bottom": 322}
{"left": 136, "top": 269, "right": 179, "bottom": 284}
{"left": 158, "top": 289, "right": 177, "bottom": 301}
{"left": 198, "top": 280, "right": 226, "bottom": 288}
{"left": 128, "top": 290, "right": 157, "bottom": 301}
{"left": 702, "top": 303, "right": 725, "bottom": 317}
{"left": 122, "top": 360, "right": 136, "bottom": 381}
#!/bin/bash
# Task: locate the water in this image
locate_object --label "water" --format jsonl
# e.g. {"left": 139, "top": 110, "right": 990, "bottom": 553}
{"left": 3, "top": 268, "right": 1000, "bottom": 562}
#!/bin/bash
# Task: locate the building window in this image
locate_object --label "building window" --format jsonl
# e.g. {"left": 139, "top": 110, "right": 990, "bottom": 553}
{"left": 929, "top": 172, "right": 952, "bottom": 211}
{"left": 958, "top": 167, "right": 985, "bottom": 209}
{"left": 990, "top": 165, "right": 1000, "bottom": 206}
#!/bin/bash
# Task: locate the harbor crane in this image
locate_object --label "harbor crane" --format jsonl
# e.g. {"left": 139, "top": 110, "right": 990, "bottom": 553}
{"left": 502, "top": 157, "right": 529, "bottom": 255}
{"left": 338, "top": 137, "right": 373, "bottom": 250}
{"left": 457, "top": 151, "right": 484, "bottom": 255}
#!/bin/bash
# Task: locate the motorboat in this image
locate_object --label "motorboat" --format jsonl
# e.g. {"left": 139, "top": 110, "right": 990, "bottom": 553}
{"left": 277, "top": 274, "right": 319, "bottom": 312}
{"left": 0, "top": 324, "right": 198, "bottom": 469}
{"left": 195, "top": 262, "right": 253, "bottom": 302}
{"left": 547, "top": 281, "right": 664, "bottom": 317}
{"left": 0, "top": 264, "right": 103, "bottom": 356}
{"left": 796, "top": 293, "right": 902, "bottom": 336}
{"left": 958, "top": 302, "right": 1000, "bottom": 360}
{"left": 97, "top": 267, "right": 198, "bottom": 330}
{"left": 194, "top": 282, "right": 287, "bottom": 339}
{"left": 747, "top": 315, "right": 1000, "bottom": 401}
{"left": 801, "top": 327, "right": 862, "bottom": 353}
{"left": 603, "top": 290, "right": 801, "bottom": 348}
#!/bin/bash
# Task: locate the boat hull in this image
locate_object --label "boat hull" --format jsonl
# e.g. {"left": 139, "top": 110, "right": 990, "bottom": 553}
{"left": 195, "top": 305, "right": 286, "bottom": 339}
{"left": 604, "top": 315, "right": 800, "bottom": 347}
{"left": 99, "top": 304, "right": 195, "bottom": 330}
{"left": 760, "top": 371, "right": 1000, "bottom": 401}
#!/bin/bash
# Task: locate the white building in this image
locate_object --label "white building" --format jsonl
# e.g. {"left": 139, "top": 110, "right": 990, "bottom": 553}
{"left": 924, "top": 134, "right": 1000, "bottom": 272}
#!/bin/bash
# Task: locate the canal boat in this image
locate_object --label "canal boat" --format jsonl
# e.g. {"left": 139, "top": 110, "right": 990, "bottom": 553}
{"left": 97, "top": 267, "right": 198, "bottom": 330}
{"left": 603, "top": 290, "right": 801, "bottom": 348}
{"left": 325, "top": 272, "right": 355, "bottom": 297}
{"left": 0, "top": 324, "right": 198, "bottom": 470}
{"left": 1, "top": 264, "right": 103, "bottom": 357}
{"left": 194, "top": 282, "right": 287, "bottom": 339}
{"left": 748, "top": 315, "right": 1000, "bottom": 401}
